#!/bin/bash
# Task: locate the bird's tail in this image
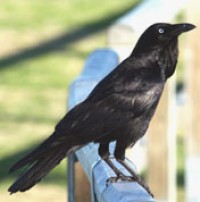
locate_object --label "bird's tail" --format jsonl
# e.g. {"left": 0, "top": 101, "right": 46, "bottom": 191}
{"left": 8, "top": 133, "right": 79, "bottom": 194}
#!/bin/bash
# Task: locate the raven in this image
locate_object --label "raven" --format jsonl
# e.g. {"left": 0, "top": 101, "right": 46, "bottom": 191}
{"left": 8, "top": 23, "right": 195, "bottom": 195}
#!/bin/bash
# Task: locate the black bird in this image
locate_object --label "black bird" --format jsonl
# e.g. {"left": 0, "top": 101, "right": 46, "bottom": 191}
{"left": 8, "top": 23, "right": 195, "bottom": 195}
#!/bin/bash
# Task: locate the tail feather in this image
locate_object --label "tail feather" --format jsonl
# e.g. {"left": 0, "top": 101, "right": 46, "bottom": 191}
{"left": 8, "top": 147, "right": 67, "bottom": 193}
{"left": 9, "top": 133, "right": 59, "bottom": 173}
{"left": 8, "top": 132, "right": 85, "bottom": 193}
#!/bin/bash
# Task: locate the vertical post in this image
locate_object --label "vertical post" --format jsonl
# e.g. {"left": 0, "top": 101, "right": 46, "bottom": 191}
{"left": 147, "top": 88, "right": 168, "bottom": 200}
{"left": 68, "top": 154, "right": 75, "bottom": 202}
{"left": 74, "top": 162, "right": 91, "bottom": 202}
{"left": 147, "top": 78, "right": 177, "bottom": 202}
{"left": 68, "top": 153, "right": 91, "bottom": 202}
{"left": 185, "top": 2, "right": 200, "bottom": 201}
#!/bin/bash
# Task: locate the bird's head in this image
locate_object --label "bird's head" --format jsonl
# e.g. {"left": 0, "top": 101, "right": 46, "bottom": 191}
{"left": 133, "top": 23, "right": 196, "bottom": 54}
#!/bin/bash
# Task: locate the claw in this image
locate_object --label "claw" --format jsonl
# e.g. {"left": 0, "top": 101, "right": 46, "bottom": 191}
{"left": 106, "top": 177, "right": 118, "bottom": 185}
{"left": 106, "top": 175, "right": 133, "bottom": 186}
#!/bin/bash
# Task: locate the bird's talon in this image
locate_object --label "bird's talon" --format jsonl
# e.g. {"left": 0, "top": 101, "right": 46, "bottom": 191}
{"left": 106, "top": 177, "right": 118, "bottom": 185}
{"left": 120, "top": 176, "right": 132, "bottom": 182}
{"left": 106, "top": 175, "right": 133, "bottom": 186}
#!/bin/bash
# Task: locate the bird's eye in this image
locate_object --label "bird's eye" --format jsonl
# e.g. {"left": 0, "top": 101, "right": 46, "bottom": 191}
{"left": 158, "top": 28, "right": 164, "bottom": 34}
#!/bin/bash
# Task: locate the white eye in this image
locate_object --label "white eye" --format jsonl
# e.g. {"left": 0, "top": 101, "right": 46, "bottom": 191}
{"left": 158, "top": 28, "right": 164, "bottom": 34}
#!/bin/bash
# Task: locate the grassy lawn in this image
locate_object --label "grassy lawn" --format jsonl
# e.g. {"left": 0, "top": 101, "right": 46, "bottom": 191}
{"left": 0, "top": 0, "right": 139, "bottom": 201}
{"left": 0, "top": 1, "right": 187, "bottom": 202}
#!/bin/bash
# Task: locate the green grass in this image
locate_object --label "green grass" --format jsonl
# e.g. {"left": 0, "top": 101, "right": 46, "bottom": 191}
{"left": 0, "top": 0, "right": 139, "bottom": 201}
{"left": 0, "top": 1, "right": 186, "bottom": 201}
{"left": 0, "top": 0, "right": 138, "bottom": 31}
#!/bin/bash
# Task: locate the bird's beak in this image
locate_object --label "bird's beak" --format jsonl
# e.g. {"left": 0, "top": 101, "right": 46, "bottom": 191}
{"left": 171, "top": 23, "right": 196, "bottom": 35}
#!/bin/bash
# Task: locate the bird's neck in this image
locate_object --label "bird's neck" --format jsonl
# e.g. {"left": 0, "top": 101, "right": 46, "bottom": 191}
{"left": 157, "top": 39, "right": 178, "bottom": 79}
{"left": 131, "top": 38, "right": 178, "bottom": 80}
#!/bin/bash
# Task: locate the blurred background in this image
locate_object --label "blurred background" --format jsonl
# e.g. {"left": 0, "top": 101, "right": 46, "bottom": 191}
{"left": 0, "top": 0, "right": 199, "bottom": 202}
{"left": 0, "top": 1, "right": 140, "bottom": 201}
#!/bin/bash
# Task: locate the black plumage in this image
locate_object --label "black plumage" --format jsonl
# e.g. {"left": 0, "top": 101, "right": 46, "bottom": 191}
{"left": 8, "top": 23, "right": 195, "bottom": 194}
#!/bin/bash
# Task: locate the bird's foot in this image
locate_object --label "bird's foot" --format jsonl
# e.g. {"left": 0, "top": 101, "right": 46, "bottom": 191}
{"left": 104, "top": 157, "right": 154, "bottom": 197}
{"left": 106, "top": 174, "right": 153, "bottom": 197}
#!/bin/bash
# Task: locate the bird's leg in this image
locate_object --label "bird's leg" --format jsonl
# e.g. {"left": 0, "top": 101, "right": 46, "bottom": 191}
{"left": 98, "top": 143, "right": 131, "bottom": 183}
{"left": 104, "top": 158, "right": 132, "bottom": 183}
{"left": 114, "top": 144, "right": 153, "bottom": 197}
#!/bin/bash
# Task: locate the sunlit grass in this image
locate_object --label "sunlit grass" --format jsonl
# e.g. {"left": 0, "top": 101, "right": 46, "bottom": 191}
{"left": 0, "top": 0, "right": 139, "bottom": 30}
{"left": 0, "top": 1, "right": 185, "bottom": 201}
{"left": 0, "top": 0, "right": 139, "bottom": 201}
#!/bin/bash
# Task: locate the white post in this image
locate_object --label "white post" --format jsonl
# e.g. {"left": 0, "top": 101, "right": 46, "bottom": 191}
{"left": 185, "top": 1, "right": 200, "bottom": 201}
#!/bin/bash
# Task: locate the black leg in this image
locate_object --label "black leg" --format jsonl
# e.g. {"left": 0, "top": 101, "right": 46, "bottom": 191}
{"left": 98, "top": 143, "right": 132, "bottom": 183}
{"left": 104, "top": 157, "right": 133, "bottom": 183}
{"left": 98, "top": 143, "right": 124, "bottom": 176}
{"left": 98, "top": 143, "right": 110, "bottom": 159}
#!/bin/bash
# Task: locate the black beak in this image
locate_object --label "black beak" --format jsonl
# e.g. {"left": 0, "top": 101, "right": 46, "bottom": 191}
{"left": 171, "top": 23, "right": 196, "bottom": 35}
